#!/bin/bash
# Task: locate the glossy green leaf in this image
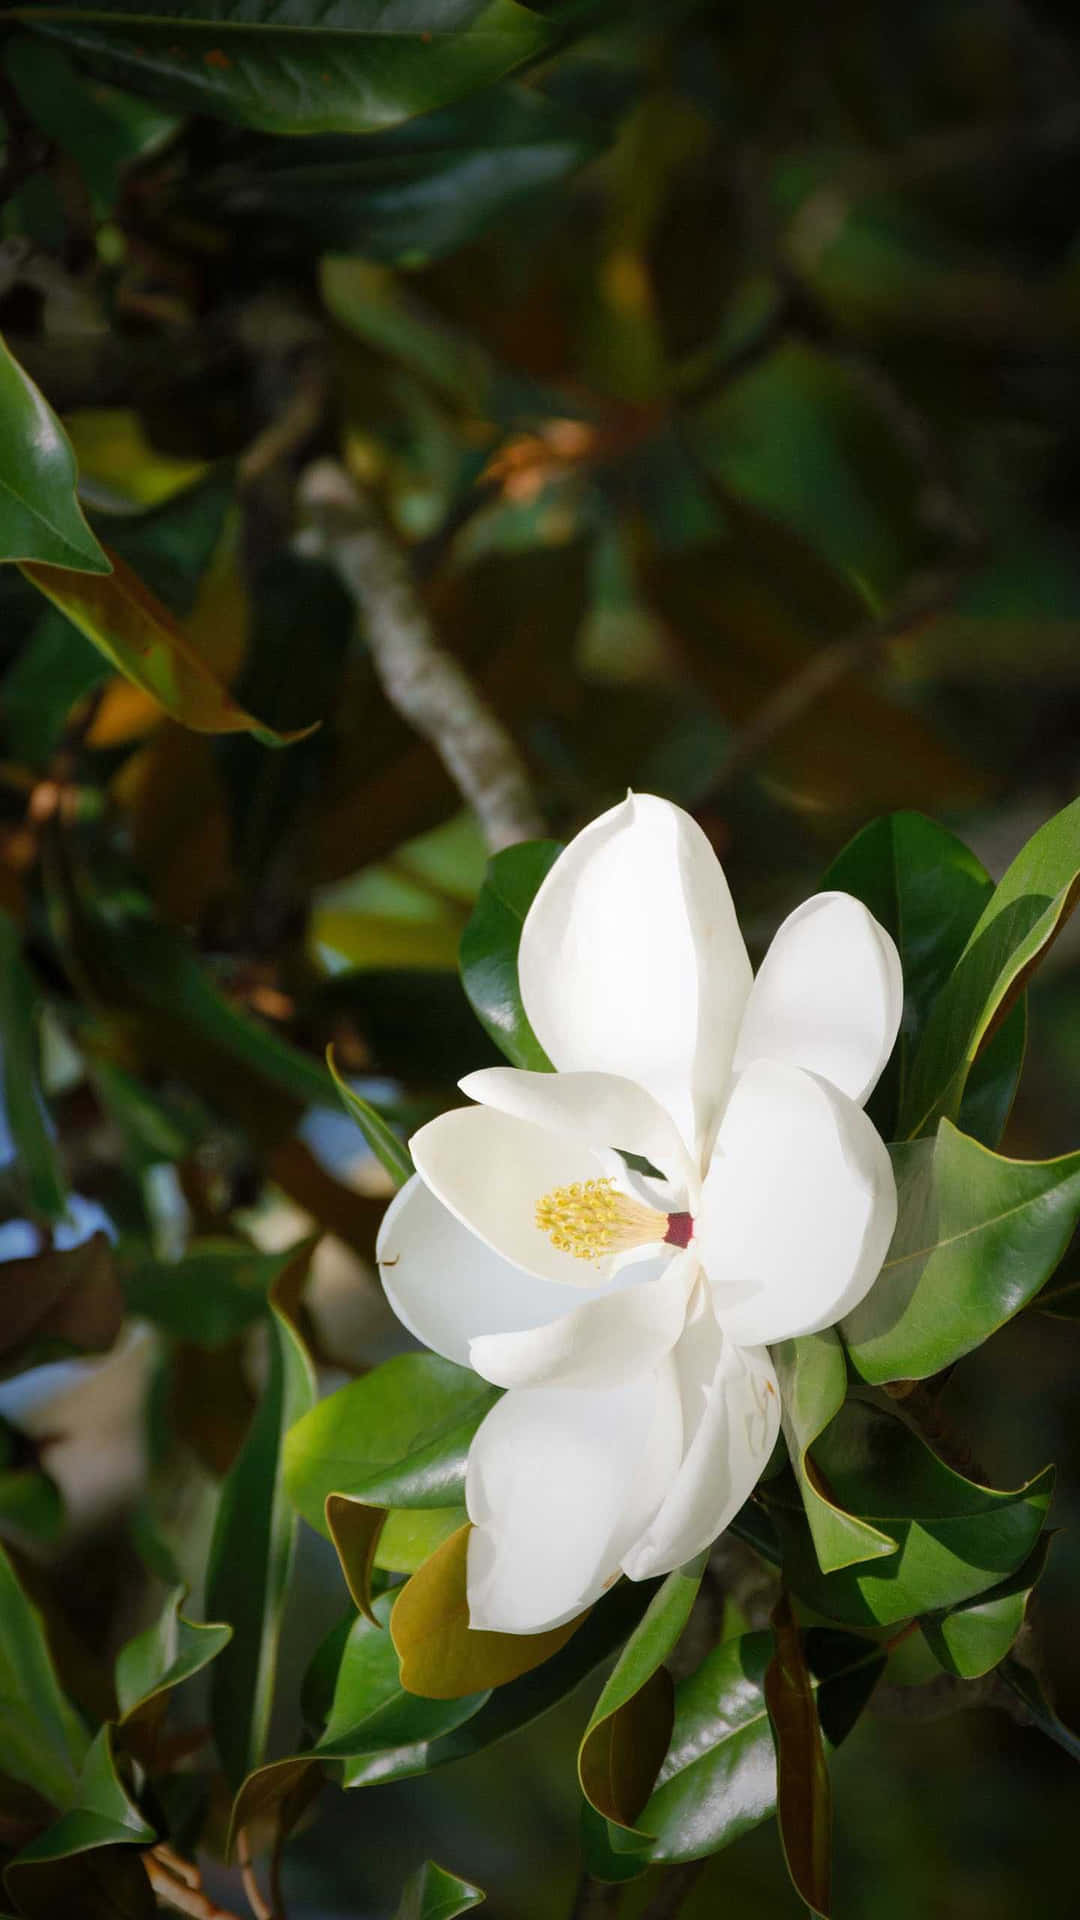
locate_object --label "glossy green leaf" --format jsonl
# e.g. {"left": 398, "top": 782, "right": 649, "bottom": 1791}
{"left": 0, "top": 915, "right": 68, "bottom": 1223}
{"left": 327, "top": 1045, "right": 412, "bottom": 1187}
{"left": 342, "top": 1578, "right": 659, "bottom": 1789}
{"left": 901, "top": 794, "right": 1080, "bottom": 1138}
{"left": 843, "top": 1121, "right": 1080, "bottom": 1383}
{"left": 823, "top": 811, "right": 1026, "bottom": 1144}
{"left": 119, "top": 1238, "right": 298, "bottom": 1348}
{"left": 392, "top": 1860, "right": 485, "bottom": 1920}
{"left": 0, "top": 1541, "right": 88, "bottom": 1809}
{"left": 764, "top": 1592, "right": 831, "bottom": 1919}
{"left": 772, "top": 1399, "right": 1053, "bottom": 1628}
{"left": 459, "top": 841, "right": 561, "bottom": 1069}
{"left": 284, "top": 1354, "right": 498, "bottom": 1536}
{"left": 641, "top": 1628, "right": 884, "bottom": 1866}
{"left": 391, "top": 1524, "right": 585, "bottom": 1698}
{"left": 317, "top": 1592, "right": 488, "bottom": 1757}
{"left": 0, "top": 335, "right": 108, "bottom": 573}
{"left": 771, "top": 1330, "right": 894, "bottom": 1573}
{"left": 4, "top": 1726, "right": 155, "bottom": 1920}
{"left": 921, "top": 1538, "right": 1049, "bottom": 1681}
{"left": 206, "top": 1244, "right": 317, "bottom": 1787}
{"left": 21, "top": 548, "right": 313, "bottom": 745}
{"left": 114, "top": 1586, "right": 232, "bottom": 1725}
{"left": 578, "top": 1557, "right": 701, "bottom": 1845}
{"left": 20, "top": 1, "right": 554, "bottom": 136}
{"left": 325, "top": 1496, "right": 463, "bottom": 1623}
{"left": 195, "top": 85, "right": 596, "bottom": 263}
{"left": 0, "top": 1234, "right": 123, "bottom": 1384}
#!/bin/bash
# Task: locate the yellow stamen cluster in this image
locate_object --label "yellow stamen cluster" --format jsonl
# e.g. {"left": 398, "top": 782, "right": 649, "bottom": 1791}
{"left": 535, "top": 1176, "right": 668, "bottom": 1262}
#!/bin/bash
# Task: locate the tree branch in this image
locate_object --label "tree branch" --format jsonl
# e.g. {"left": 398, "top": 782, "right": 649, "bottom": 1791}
{"left": 297, "top": 459, "right": 544, "bottom": 852}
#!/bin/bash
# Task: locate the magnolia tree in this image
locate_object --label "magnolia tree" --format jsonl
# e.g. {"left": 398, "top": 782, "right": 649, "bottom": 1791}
{"left": 0, "top": 3, "right": 1079, "bottom": 1918}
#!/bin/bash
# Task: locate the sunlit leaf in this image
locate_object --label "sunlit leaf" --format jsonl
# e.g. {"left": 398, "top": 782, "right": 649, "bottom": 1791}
{"left": 459, "top": 841, "right": 561, "bottom": 1068}
{"left": 771, "top": 1331, "right": 894, "bottom": 1573}
{"left": 844, "top": 1122, "right": 1080, "bottom": 1383}
{"left": 327, "top": 1046, "right": 413, "bottom": 1188}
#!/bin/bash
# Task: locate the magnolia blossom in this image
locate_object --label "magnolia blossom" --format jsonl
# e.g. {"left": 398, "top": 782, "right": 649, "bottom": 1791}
{"left": 376, "top": 795, "right": 902, "bottom": 1635}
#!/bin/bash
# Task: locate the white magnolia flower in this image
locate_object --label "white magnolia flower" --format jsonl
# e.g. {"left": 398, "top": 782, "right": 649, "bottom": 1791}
{"left": 376, "top": 794, "right": 902, "bottom": 1635}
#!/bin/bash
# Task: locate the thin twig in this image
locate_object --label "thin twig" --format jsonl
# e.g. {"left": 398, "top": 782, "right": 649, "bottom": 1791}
{"left": 144, "top": 1850, "right": 246, "bottom": 1920}
{"left": 238, "top": 357, "right": 329, "bottom": 490}
{"left": 297, "top": 458, "right": 545, "bottom": 851}
{"left": 236, "top": 1827, "right": 276, "bottom": 1920}
{"left": 708, "top": 566, "right": 971, "bottom": 794}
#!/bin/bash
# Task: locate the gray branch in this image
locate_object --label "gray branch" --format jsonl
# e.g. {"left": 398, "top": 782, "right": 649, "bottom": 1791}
{"left": 297, "top": 459, "right": 544, "bottom": 852}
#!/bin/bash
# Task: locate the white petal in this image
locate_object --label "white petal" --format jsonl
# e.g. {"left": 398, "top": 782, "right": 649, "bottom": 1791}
{"left": 459, "top": 1066, "right": 697, "bottom": 1200}
{"left": 518, "top": 793, "right": 752, "bottom": 1158}
{"left": 733, "top": 891, "right": 902, "bottom": 1106}
{"left": 465, "top": 1361, "right": 683, "bottom": 1633}
{"left": 376, "top": 1176, "right": 625, "bottom": 1367}
{"left": 469, "top": 1250, "right": 697, "bottom": 1391}
{"left": 622, "top": 1298, "right": 780, "bottom": 1580}
{"left": 410, "top": 1104, "right": 618, "bottom": 1288}
{"left": 698, "top": 1059, "right": 897, "bottom": 1347}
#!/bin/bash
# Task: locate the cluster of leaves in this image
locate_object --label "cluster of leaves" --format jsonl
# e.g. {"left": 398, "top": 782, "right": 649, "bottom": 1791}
{"left": 0, "top": 0, "right": 1078, "bottom": 1916}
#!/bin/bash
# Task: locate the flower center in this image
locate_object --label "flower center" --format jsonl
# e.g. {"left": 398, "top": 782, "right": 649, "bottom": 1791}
{"left": 535, "top": 1176, "right": 693, "bottom": 1262}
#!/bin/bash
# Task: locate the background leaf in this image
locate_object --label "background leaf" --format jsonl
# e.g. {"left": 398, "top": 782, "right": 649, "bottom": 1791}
{"left": 20, "top": 0, "right": 554, "bottom": 136}
{"left": 0, "top": 337, "right": 108, "bottom": 574}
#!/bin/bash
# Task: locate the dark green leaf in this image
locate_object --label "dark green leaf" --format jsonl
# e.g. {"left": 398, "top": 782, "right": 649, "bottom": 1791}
{"left": 823, "top": 811, "right": 1026, "bottom": 1143}
{"left": 0, "top": 1419, "right": 63, "bottom": 1544}
{"left": 20, "top": 1, "right": 554, "bottom": 136}
{"left": 0, "top": 335, "right": 109, "bottom": 573}
{"left": 764, "top": 1592, "right": 831, "bottom": 1918}
{"left": 114, "top": 1585, "right": 232, "bottom": 1725}
{"left": 459, "top": 841, "right": 561, "bottom": 1069}
{"left": 4, "top": 1727, "right": 155, "bottom": 1920}
{"left": 843, "top": 1122, "right": 1080, "bottom": 1383}
{"left": 641, "top": 1628, "right": 883, "bottom": 1866}
{"left": 772, "top": 1399, "right": 1053, "bottom": 1627}
{"left": 5, "top": 35, "right": 175, "bottom": 216}
{"left": 771, "top": 1330, "right": 894, "bottom": 1573}
{"left": 392, "top": 1860, "right": 485, "bottom": 1920}
{"left": 205, "top": 1245, "right": 317, "bottom": 1787}
{"left": 190, "top": 86, "right": 595, "bottom": 263}
{"left": 1000, "top": 1656, "right": 1080, "bottom": 1765}
{"left": 921, "top": 1537, "right": 1049, "bottom": 1681}
{"left": 0, "top": 914, "right": 68, "bottom": 1223}
{"left": 0, "top": 1541, "right": 88, "bottom": 1809}
{"left": 327, "top": 1046, "right": 412, "bottom": 1188}
{"left": 283, "top": 1354, "right": 498, "bottom": 1535}
{"left": 901, "top": 794, "right": 1080, "bottom": 1138}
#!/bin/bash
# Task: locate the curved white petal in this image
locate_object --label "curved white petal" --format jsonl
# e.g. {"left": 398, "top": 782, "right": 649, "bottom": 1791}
{"left": 518, "top": 793, "right": 752, "bottom": 1158}
{"left": 410, "top": 1104, "right": 617, "bottom": 1288}
{"left": 733, "top": 891, "right": 902, "bottom": 1107}
{"left": 622, "top": 1297, "right": 780, "bottom": 1580}
{"left": 376, "top": 1176, "right": 627, "bottom": 1367}
{"left": 698, "top": 1058, "right": 897, "bottom": 1347}
{"left": 469, "top": 1250, "right": 697, "bottom": 1391}
{"left": 465, "top": 1361, "right": 683, "bottom": 1634}
{"left": 459, "top": 1066, "right": 697, "bottom": 1201}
